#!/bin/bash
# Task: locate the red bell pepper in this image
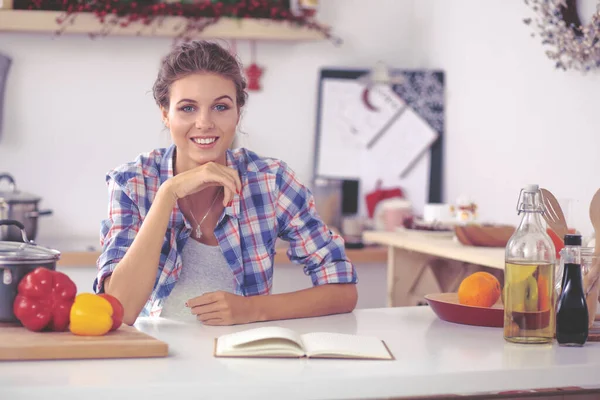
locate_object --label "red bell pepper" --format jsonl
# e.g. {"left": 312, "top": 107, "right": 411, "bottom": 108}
{"left": 13, "top": 267, "right": 77, "bottom": 332}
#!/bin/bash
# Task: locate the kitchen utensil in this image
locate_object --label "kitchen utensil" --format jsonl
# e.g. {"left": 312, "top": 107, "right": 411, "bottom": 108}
{"left": 539, "top": 188, "right": 569, "bottom": 241}
{"left": 590, "top": 189, "right": 600, "bottom": 255}
{"left": 0, "top": 323, "right": 168, "bottom": 360}
{"left": 454, "top": 224, "right": 515, "bottom": 247}
{"left": 0, "top": 52, "right": 11, "bottom": 138}
{"left": 424, "top": 292, "right": 503, "bottom": 328}
{"left": 585, "top": 189, "right": 600, "bottom": 328}
{"left": 0, "top": 220, "right": 60, "bottom": 322}
{"left": 0, "top": 173, "right": 53, "bottom": 241}
{"left": 312, "top": 177, "right": 342, "bottom": 231}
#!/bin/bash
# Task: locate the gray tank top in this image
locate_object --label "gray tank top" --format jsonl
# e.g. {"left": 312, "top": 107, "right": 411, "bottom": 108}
{"left": 160, "top": 238, "right": 236, "bottom": 321}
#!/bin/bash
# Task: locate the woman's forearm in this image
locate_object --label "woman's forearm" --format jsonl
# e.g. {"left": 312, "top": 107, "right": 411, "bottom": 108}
{"left": 104, "top": 183, "right": 177, "bottom": 325}
{"left": 250, "top": 283, "right": 358, "bottom": 322}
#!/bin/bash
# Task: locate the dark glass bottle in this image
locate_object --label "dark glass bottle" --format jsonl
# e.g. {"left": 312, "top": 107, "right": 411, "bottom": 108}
{"left": 556, "top": 234, "right": 588, "bottom": 346}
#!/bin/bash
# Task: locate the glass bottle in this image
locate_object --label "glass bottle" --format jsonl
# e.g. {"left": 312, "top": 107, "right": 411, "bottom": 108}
{"left": 504, "top": 184, "right": 556, "bottom": 344}
{"left": 556, "top": 234, "right": 588, "bottom": 346}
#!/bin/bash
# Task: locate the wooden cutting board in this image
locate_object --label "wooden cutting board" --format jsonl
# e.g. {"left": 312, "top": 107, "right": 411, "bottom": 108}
{"left": 0, "top": 323, "right": 169, "bottom": 361}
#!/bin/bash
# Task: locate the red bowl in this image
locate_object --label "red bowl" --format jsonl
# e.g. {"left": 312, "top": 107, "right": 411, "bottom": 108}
{"left": 512, "top": 310, "right": 551, "bottom": 330}
{"left": 425, "top": 292, "right": 504, "bottom": 328}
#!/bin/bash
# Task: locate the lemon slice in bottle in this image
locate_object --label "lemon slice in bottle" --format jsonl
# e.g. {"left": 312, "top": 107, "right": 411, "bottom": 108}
{"left": 507, "top": 263, "right": 538, "bottom": 282}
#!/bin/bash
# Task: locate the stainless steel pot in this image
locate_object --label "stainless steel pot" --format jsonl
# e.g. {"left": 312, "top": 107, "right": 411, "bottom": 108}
{"left": 0, "top": 220, "right": 60, "bottom": 322}
{"left": 0, "top": 173, "right": 52, "bottom": 242}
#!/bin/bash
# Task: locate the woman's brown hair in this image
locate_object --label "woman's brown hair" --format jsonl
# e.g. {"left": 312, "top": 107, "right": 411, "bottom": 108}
{"left": 152, "top": 40, "right": 248, "bottom": 110}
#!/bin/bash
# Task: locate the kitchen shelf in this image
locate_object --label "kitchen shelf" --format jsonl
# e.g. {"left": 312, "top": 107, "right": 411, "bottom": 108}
{"left": 57, "top": 246, "right": 388, "bottom": 267}
{"left": 0, "top": 10, "right": 327, "bottom": 40}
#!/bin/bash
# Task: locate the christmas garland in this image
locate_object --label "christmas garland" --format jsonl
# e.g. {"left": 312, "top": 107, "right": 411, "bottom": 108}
{"left": 524, "top": 0, "right": 600, "bottom": 72}
{"left": 15, "top": 0, "right": 337, "bottom": 42}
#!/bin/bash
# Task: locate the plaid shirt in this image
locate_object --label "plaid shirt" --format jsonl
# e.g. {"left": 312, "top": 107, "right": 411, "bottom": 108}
{"left": 93, "top": 145, "right": 357, "bottom": 317}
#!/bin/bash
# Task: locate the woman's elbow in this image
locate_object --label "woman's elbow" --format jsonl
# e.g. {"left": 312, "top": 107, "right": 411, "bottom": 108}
{"left": 123, "top": 314, "right": 137, "bottom": 326}
{"left": 340, "top": 283, "right": 358, "bottom": 313}
{"left": 120, "top": 302, "right": 141, "bottom": 326}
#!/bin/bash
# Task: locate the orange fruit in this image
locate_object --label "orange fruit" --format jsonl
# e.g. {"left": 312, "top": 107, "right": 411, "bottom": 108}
{"left": 457, "top": 272, "right": 501, "bottom": 308}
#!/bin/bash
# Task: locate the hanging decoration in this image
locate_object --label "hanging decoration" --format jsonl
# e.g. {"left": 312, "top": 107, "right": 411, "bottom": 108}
{"left": 358, "top": 61, "right": 404, "bottom": 112}
{"left": 13, "top": 0, "right": 338, "bottom": 43}
{"left": 245, "top": 41, "right": 264, "bottom": 91}
{"left": 523, "top": 0, "right": 600, "bottom": 72}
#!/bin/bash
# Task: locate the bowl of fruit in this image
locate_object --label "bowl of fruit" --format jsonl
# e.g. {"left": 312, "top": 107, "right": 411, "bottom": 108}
{"left": 425, "top": 272, "right": 504, "bottom": 327}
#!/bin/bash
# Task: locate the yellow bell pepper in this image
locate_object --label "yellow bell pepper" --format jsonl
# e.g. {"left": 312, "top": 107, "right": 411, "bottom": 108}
{"left": 69, "top": 293, "right": 113, "bottom": 336}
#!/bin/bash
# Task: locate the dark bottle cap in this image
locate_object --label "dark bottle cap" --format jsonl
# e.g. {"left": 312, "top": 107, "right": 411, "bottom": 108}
{"left": 564, "top": 234, "right": 582, "bottom": 246}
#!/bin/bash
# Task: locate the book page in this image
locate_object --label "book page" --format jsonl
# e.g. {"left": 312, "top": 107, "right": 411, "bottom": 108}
{"left": 301, "top": 332, "right": 393, "bottom": 360}
{"left": 215, "top": 327, "right": 305, "bottom": 357}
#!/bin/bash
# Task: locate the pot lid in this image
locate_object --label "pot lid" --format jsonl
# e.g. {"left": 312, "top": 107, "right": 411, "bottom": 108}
{"left": 0, "top": 240, "right": 60, "bottom": 263}
{"left": 0, "top": 189, "right": 42, "bottom": 204}
{"left": 0, "top": 174, "right": 42, "bottom": 204}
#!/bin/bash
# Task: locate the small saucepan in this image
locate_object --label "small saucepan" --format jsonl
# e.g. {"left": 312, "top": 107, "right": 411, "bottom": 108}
{"left": 0, "top": 220, "right": 60, "bottom": 322}
{"left": 0, "top": 173, "right": 53, "bottom": 242}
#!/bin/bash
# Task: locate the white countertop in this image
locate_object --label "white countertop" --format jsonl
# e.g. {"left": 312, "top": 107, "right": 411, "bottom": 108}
{"left": 363, "top": 229, "right": 506, "bottom": 269}
{"left": 1, "top": 307, "right": 600, "bottom": 400}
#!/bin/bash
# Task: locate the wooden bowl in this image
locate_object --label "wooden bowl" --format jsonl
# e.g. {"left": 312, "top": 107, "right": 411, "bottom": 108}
{"left": 454, "top": 224, "right": 515, "bottom": 247}
{"left": 425, "top": 292, "right": 504, "bottom": 328}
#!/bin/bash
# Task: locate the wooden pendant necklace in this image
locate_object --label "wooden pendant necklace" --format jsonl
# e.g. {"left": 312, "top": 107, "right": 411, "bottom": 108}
{"left": 187, "top": 187, "right": 223, "bottom": 239}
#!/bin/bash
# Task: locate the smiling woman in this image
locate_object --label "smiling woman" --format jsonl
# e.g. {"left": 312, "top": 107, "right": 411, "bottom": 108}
{"left": 93, "top": 40, "right": 358, "bottom": 326}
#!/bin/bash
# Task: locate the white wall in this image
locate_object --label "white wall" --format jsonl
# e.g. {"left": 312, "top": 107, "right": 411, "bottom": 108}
{"left": 412, "top": 0, "right": 600, "bottom": 237}
{"left": 0, "top": 0, "right": 418, "bottom": 244}
{"left": 1, "top": 0, "right": 599, "bottom": 242}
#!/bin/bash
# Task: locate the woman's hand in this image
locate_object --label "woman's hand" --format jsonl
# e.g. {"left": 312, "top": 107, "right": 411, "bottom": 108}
{"left": 186, "top": 291, "right": 257, "bottom": 326}
{"left": 166, "top": 162, "right": 242, "bottom": 206}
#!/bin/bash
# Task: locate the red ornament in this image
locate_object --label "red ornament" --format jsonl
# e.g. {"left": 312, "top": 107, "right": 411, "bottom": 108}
{"left": 245, "top": 41, "right": 264, "bottom": 91}
{"left": 245, "top": 63, "right": 264, "bottom": 91}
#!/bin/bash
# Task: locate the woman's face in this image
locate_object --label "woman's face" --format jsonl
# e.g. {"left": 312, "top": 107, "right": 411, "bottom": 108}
{"left": 163, "top": 72, "right": 239, "bottom": 172}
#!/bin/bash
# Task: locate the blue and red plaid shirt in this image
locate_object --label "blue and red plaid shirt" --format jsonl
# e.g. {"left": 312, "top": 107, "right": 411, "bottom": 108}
{"left": 93, "top": 145, "right": 357, "bottom": 317}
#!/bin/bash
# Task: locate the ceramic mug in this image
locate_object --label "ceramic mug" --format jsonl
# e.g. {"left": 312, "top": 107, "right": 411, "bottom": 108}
{"left": 383, "top": 207, "right": 411, "bottom": 231}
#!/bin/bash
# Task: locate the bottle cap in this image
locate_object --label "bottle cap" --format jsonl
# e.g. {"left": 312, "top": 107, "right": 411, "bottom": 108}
{"left": 523, "top": 184, "right": 539, "bottom": 193}
{"left": 564, "top": 234, "right": 582, "bottom": 246}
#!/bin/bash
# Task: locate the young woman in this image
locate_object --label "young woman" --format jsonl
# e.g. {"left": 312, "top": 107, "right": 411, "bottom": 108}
{"left": 94, "top": 40, "right": 358, "bottom": 326}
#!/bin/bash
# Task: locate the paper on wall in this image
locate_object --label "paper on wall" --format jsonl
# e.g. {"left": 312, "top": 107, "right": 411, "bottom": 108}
{"left": 338, "top": 83, "right": 406, "bottom": 148}
{"left": 365, "top": 105, "right": 438, "bottom": 178}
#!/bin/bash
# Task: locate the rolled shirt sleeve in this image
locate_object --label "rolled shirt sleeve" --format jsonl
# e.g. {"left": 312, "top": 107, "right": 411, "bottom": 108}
{"left": 275, "top": 162, "right": 358, "bottom": 286}
{"left": 93, "top": 173, "right": 142, "bottom": 294}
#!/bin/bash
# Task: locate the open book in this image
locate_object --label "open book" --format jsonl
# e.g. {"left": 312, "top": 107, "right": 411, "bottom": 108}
{"left": 214, "top": 326, "right": 394, "bottom": 360}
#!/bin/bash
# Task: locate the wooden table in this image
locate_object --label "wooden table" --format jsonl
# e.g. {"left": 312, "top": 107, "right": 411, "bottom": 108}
{"left": 2, "top": 307, "right": 600, "bottom": 399}
{"left": 363, "top": 229, "right": 505, "bottom": 307}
